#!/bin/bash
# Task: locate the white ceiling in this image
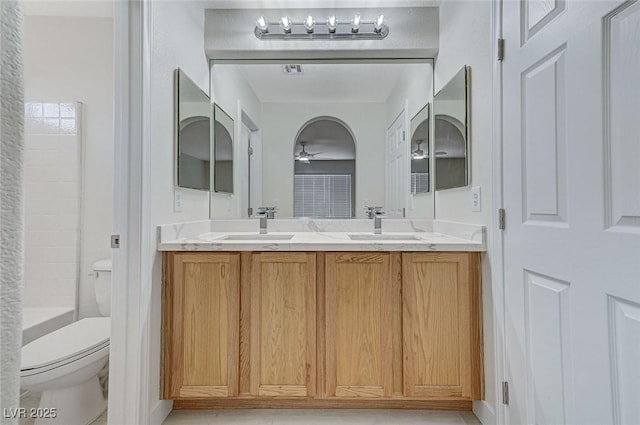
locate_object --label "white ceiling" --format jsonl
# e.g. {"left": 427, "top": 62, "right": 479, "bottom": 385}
{"left": 228, "top": 63, "right": 429, "bottom": 103}
{"left": 204, "top": 0, "right": 439, "bottom": 9}
{"left": 24, "top": 0, "right": 113, "bottom": 17}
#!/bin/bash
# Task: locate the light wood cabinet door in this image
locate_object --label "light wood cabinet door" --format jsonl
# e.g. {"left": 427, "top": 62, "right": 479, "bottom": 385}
{"left": 162, "top": 252, "right": 240, "bottom": 399}
{"left": 325, "top": 253, "right": 395, "bottom": 398}
{"left": 402, "top": 253, "right": 482, "bottom": 400}
{"left": 248, "top": 253, "right": 316, "bottom": 397}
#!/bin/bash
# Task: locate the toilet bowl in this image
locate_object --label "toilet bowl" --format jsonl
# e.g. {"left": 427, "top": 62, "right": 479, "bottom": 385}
{"left": 21, "top": 259, "right": 112, "bottom": 425}
{"left": 21, "top": 317, "right": 110, "bottom": 425}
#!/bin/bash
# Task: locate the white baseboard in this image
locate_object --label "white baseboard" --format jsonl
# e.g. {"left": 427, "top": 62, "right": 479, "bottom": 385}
{"left": 473, "top": 400, "right": 496, "bottom": 425}
{"left": 149, "top": 400, "right": 172, "bottom": 425}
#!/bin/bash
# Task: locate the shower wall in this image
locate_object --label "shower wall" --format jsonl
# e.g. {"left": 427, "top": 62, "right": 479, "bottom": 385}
{"left": 24, "top": 15, "right": 114, "bottom": 317}
{"left": 23, "top": 102, "right": 82, "bottom": 309}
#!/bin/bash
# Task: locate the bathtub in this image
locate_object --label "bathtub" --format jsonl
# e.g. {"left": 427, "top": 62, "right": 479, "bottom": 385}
{"left": 22, "top": 307, "right": 75, "bottom": 346}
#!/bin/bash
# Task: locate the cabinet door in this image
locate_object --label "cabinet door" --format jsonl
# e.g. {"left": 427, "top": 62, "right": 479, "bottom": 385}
{"left": 325, "top": 253, "right": 394, "bottom": 398}
{"left": 163, "top": 252, "right": 240, "bottom": 399}
{"left": 402, "top": 252, "right": 482, "bottom": 400}
{"left": 249, "top": 253, "right": 316, "bottom": 397}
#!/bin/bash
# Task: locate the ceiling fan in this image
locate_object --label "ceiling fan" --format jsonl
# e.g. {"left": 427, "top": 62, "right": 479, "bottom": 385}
{"left": 295, "top": 141, "right": 322, "bottom": 163}
{"left": 412, "top": 140, "right": 428, "bottom": 160}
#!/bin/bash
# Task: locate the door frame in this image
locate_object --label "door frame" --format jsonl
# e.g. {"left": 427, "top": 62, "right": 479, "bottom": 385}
{"left": 110, "top": 1, "right": 171, "bottom": 424}
{"left": 235, "top": 102, "right": 261, "bottom": 218}
{"left": 109, "top": 4, "right": 507, "bottom": 423}
{"left": 487, "top": 1, "right": 507, "bottom": 425}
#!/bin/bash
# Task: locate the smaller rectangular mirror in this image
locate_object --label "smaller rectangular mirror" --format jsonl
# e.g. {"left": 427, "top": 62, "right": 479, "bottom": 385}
{"left": 213, "top": 103, "right": 234, "bottom": 194}
{"left": 410, "top": 103, "right": 430, "bottom": 194}
{"left": 175, "top": 68, "right": 211, "bottom": 191}
{"left": 434, "top": 66, "right": 470, "bottom": 191}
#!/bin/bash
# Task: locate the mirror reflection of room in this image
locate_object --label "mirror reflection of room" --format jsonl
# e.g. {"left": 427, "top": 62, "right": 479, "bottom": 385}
{"left": 213, "top": 104, "right": 234, "bottom": 194}
{"left": 210, "top": 62, "right": 434, "bottom": 219}
{"left": 410, "top": 104, "right": 430, "bottom": 195}
{"left": 434, "top": 66, "right": 469, "bottom": 191}
{"left": 175, "top": 69, "right": 211, "bottom": 191}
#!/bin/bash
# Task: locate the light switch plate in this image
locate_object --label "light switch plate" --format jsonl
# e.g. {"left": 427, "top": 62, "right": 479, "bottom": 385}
{"left": 471, "top": 186, "right": 481, "bottom": 212}
{"left": 174, "top": 189, "right": 183, "bottom": 213}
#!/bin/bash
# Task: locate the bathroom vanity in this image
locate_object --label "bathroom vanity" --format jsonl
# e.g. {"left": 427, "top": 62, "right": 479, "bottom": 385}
{"left": 159, "top": 219, "right": 485, "bottom": 410}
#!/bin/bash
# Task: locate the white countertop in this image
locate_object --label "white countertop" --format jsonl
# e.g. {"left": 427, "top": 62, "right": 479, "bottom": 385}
{"left": 157, "top": 219, "right": 486, "bottom": 252}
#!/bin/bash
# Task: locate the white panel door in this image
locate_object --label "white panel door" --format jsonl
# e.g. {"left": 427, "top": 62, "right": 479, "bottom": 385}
{"left": 386, "top": 111, "right": 408, "bottom": 218}
{"left": 503, "top": 1, "right": 640, "bottom": 424}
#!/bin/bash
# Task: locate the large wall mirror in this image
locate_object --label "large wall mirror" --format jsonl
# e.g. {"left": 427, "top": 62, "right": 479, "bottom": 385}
{"left": 210, "top": 61, "right": 434, "bottom": 219}
{"left": 410, "top": 103, "right": 430, "bottom": 195}
{"left": 434, "top": 66, "right": 470, "bottom": 191}
{"left": 213, "top": 103, "right": 234, "bottom": 193}
{"left": 175, "top": 68, "right": 211, "bottom": 191}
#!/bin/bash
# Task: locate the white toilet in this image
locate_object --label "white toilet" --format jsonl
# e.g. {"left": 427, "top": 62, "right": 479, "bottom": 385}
{"left": 21, "top": 259, "right": 112, "bottom": 425}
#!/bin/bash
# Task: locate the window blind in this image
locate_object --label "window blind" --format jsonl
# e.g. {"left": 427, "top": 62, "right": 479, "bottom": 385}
{"left": 411, "top": 172, "right": 430, "bottom": 194}
{"left": 294, "top": 174, "right": 352, "bottom": 218}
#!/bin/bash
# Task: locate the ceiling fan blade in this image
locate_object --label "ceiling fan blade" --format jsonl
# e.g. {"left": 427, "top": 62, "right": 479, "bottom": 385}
{"left": 309, "top": 152, "right": 323, "bottom": 157}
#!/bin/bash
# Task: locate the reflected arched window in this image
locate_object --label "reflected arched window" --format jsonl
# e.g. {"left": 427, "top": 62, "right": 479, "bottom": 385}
{"left": 293, "top": 117, "right": 356, "bottom": 218}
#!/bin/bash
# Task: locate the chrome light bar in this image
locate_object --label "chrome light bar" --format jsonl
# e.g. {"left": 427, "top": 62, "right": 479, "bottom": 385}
{"left": 254, "top": 14, "right": 389, "bottom": 40}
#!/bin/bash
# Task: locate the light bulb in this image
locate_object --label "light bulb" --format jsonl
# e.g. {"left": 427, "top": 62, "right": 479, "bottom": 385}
{"left": 280, "top": 16, "right": 292, "bottom": 33}
{"left": 256, "top": 16, "right": 269, "bottom": 33}
{"left": 327, "top": 15, "right": 337, "bottom": 33}
{"left": 298, "top": 157, "right": 310, "bottom": 163}
{"left": 352, "top": 14, "right": 361, "bottom": 33}
{"left": 304, "top": 15, "right": 315, "bottom": 33}
{"left": 374, "top": 14, "right": 384, "bottom": 33}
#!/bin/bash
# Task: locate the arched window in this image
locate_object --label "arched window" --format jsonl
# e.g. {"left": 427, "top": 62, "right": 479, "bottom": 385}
{"left": 293, "top": 117, "right": 356, "bottom": 218}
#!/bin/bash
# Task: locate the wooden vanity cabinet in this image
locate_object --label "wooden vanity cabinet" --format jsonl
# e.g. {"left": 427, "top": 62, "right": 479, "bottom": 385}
{"left": 324, "top": 253, "right": 398, "bottom": 398}
{"left": 402, "top": 253, "right": 483, "bottom": 400}
{"left": 162, "top": 251, "right": 482, "bottom": 407}
{"left": 162, "top": 252, "right": 240, "bottom": 399}
{"left": 245, "top": 252, "right": 317, "bottom": 398}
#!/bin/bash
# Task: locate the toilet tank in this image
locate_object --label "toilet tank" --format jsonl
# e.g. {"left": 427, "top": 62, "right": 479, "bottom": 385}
{"left": 92, "top": 259, "right": 112, "bottom": 317}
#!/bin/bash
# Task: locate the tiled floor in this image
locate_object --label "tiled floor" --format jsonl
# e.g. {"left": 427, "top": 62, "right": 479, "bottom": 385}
{"left": 163, "top": 409, "right": 482, "bottom": 425}
{"left": 18, "top": 392, "right": 107, "bottom": 425}
{"left": 20, "top": 393, "right": 479, "bottom": 425}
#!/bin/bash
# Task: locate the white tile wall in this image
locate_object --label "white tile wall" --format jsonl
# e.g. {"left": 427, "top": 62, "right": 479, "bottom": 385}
{"left": 23, "top": 102, "right": 82, "bottom": 309}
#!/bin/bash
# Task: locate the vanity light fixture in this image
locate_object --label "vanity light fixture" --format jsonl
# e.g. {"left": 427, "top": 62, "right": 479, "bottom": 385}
{"left": 374, "top": 15, "right": 385, "bottom": 33}
{"left": 327, "top": 15, "right": 337, "bottom": 33}
{"left": 351, "top": 14, "right": 361, "bottom": 33}
{"left": 256, "top": 16, "right": 269, "bottom": 34}
{"left": 280, "top": 16, "right": 292, "bottom": 33}
{"left": 303, "top": 15, "right": 315, "bottom": 33}
{"left": 254, "top": 14, "right": 389, "bottom": 40}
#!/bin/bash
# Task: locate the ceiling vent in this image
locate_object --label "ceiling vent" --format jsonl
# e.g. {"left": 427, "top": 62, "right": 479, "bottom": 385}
{"left": 283, "top": 64, "right": 303, "bottom": 75}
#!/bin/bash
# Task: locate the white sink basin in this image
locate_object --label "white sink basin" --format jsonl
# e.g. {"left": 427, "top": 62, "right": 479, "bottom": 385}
{"left": 219, "top": 234, "right": 294, "bottom": 241}
{"left": 348, "top": 234, "right": 421, "bottom": 241}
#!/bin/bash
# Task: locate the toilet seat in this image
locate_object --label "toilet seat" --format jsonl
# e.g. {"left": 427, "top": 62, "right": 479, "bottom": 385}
{"left": 21, "top": 317, "right": 110, "bottom": 377}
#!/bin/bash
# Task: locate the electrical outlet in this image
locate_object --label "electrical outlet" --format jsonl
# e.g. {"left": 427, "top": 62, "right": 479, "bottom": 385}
{"left": 471, "top": 186, "right": 481, "bottom": 212}
{"left": 174, "top": 189, "right": 183, "bottom": 213}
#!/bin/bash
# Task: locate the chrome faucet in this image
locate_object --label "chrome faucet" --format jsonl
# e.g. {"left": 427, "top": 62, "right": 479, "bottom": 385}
{"left": 259, "top": 216, "right": 268, "bottom": 234}
{"left": 257, "top": 206, "right": 277, "bottom": 219}
{"left": 365, "top": 206, "right": 384, "bottom": 219}
{"left": 374, "top": 216, "right": 382, "bottom": 234}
